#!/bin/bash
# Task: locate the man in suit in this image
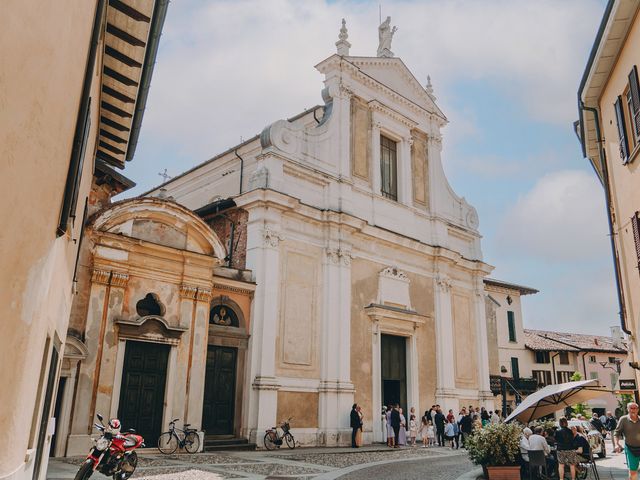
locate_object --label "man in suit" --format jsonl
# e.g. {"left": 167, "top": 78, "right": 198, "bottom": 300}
{"left": 434, "top": 407, "right": 446, "bottom": 446}
{"left": 350, "top": 403, "right": 362, "bottom": 447}
{"left": 390, "top": 404, "right": 401, "bottom": 448}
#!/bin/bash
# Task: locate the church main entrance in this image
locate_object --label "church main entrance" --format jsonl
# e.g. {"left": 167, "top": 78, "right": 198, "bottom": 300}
{"left": 381, "top": 334, "right": 407, "bottom": 413}
{"left": 202, "top": 345, "right": 237, "bottom": 435}
{"left": 118, "top": 340, "right": 169, "bottom": 443}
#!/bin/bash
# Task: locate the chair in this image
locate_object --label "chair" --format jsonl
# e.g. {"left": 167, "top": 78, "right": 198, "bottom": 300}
{"left": 528, "top": 450, "right": 549, "bottom": 480}
{"left": 577, "top": 450, "right": 599, "bottom": 480}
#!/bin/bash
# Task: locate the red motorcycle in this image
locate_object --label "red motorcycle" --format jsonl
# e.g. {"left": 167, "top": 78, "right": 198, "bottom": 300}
{"left": 74, "top": 414, "right": 144, "bottom": 480}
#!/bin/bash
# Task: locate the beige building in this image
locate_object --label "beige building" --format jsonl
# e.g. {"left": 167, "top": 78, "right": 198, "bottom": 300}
{"left": 0, "top": 1, "right": 167, "bottom": 478}
{"left": 578, "top": 0, "right": 640, "bottom": 392}
{"left": 143, "top": 21, "right": 495, "bottom": 446}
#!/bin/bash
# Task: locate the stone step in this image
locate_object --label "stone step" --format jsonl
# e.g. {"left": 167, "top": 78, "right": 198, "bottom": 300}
{"left": 203, "top": 437, "right": 256, "bottom": 451}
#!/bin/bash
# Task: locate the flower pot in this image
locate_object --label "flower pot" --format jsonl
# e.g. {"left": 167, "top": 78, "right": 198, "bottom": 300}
{"left": 486, "top": 465, "right": 521, "bottom": 480}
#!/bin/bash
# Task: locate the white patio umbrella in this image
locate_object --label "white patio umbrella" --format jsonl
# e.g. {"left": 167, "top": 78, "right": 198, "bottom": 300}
{"left": 504, "top": 379, "right": 609, "bottom": 424}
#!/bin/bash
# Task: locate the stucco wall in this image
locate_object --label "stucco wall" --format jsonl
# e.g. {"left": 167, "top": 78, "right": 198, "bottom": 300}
{"left": 276, "top": 392, "right": 319, "bottom": 428}
{"left": 0, "top": 1, "right": 101, "bottom": 477}
{"left": 599, "top": 15, "right": 640, "bottom": 359}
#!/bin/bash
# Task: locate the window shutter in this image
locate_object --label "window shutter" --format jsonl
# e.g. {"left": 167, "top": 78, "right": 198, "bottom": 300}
{"left": 632, "top": 212, "right": 640, "bottom": 275}
{"left": 615, "top": 96, "right": 630, "bottom": 162}
{"left": 629, "top": 66, "right": 640, "bottom": 136}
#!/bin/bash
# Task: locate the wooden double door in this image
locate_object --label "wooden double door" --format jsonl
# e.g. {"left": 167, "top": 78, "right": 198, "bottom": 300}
{"left": 381, "top": 334, "right": 407, "bottom": 413}
{"left": 202, "top": 345, "right": 237, "bottom": 435}
{"left": 118, "top": 341, "right": 169, "bottom": 443}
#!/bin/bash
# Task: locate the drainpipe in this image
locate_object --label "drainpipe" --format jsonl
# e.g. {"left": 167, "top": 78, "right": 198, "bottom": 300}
{"left": 582, "top": 351, "right": 589, "bottom": 379}
{"left": 235, "top": 148, "right": 244, "bottom": 195}
{"left": 580, "top": 104, "right": 631, "bottom": 335}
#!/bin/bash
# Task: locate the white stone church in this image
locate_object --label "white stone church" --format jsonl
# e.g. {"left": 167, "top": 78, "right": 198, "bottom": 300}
{"left": 144, "top": 19, "right": 495, "bottom": 446}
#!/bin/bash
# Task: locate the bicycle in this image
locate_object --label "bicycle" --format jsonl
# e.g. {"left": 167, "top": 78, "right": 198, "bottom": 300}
{"left": 157, "top": 418, "right": 200, "bottom": 454}
{"left": 264, "top": 417, "right": 295, "bottom": 450}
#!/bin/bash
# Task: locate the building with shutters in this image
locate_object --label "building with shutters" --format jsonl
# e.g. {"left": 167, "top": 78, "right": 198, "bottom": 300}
{"left": 577, "top": 0, "right": 640, "bottom": 394}
{"left": 146, "top": 20, "right": 495, "bottom": 447}
{"left": 0, "top": 1, "right": 168, "bottom": 478}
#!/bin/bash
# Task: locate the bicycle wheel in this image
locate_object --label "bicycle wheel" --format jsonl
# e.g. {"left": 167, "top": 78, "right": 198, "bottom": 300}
{"left": 184, "top": 431, "right": 200, "bottom": 453}
{"left": 157, "top": 432, "right": 179, "bottom": 454}
{"left": 285, "top": 433, "right": 295, "bottom": 449}
{"left": 264, "top": 432, "right": 277, "bottom": 451}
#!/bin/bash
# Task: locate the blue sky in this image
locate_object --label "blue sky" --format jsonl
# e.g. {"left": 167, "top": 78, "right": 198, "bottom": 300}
{"left": 121, "top": 0, "right": 615, "bottom": 335}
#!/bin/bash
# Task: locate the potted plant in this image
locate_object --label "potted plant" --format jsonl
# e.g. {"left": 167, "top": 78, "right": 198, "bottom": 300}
{"left": 465, "top": 422, "right": 522, "bottom": 480}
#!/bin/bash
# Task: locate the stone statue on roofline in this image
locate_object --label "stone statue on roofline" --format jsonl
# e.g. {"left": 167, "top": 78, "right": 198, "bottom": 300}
{"left": 377, "top": 16, "right": 397, "bottom": 58}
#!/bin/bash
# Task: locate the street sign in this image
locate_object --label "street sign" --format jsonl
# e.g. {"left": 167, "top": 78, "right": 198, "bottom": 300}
{"left": 619, "top": 378, "right": 637, "bottom": 391}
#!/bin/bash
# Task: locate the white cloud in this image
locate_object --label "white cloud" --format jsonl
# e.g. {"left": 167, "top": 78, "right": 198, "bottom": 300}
{"left": 496, "top": 170, "right": 610, "bottom": 262}
{"left": 138, "top": 0, "right": 604, "bottom": 166}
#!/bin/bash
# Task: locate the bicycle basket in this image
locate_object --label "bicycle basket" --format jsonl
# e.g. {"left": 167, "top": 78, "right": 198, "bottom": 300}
{"left": 282, "top": 422, "right": 290, "bottom": 433}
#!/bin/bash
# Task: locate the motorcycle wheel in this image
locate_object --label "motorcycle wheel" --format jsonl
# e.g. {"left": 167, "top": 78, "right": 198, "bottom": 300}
{"left": 157, "top": 432, "right": 178, "bottom": 454}
{"left": 285, "top": 433, "right": 296, "bottom": 449}
{"left": 184, "top": 431, "right": 200, "bottom": 453}
{"left": 114, "top": 451, "right": 137, "bottom": 480}
{"left": 73, "top": 459, "right": 94, "bottom": 480}
{"left": 263, "top": 432, "right": 277, "bottom": 451}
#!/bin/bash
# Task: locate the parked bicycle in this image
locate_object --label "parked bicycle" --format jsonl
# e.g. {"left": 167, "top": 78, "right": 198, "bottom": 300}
{"left": 264, "top": 417, "right": 295, "bottom": 450}
{"left": 157, "top": 418, "right": 200, "bottom": 454}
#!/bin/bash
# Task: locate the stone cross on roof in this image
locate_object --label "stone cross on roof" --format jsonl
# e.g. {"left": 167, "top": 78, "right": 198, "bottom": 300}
{"left": 335, "top": 18, "right": 351, "bottom": 56}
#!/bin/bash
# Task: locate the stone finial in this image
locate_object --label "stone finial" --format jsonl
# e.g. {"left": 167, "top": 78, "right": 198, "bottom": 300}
{"left": 377, "top": 16, "right": 397, "bottom": 58}
{"left": 335, "top": 18, "right": 351, "bottom": 56}
{"left": 426, "top": 75, "right": 436, "bottom": 100}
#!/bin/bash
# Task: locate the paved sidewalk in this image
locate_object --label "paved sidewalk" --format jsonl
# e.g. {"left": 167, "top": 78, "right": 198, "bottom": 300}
{"left": 47, "top": 444, "right": 469, "bottom": 479}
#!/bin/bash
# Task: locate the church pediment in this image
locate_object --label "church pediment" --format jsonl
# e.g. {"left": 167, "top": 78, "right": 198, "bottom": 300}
{"left": 316, "top": 55, "right": 446, "bottom": 122}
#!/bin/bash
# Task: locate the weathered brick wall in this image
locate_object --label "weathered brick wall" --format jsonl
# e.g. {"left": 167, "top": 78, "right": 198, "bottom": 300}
{"left": 205, "top": 208, "right": 248, "bottom": 270}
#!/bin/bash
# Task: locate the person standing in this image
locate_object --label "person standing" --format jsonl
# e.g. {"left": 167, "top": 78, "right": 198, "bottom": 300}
{"left": 459, "top": 409, "right": 472, "bottom": 448}
{"left": 409, "top": 414, "right": 418, "bottom": 446}
{"left": 420, "top": 412, "right": 429, "bottom": 448}
{"left": 444, "top": 418, "right": 456, "bottom": 449}
{"left": 556, "top": 417, "right": 578, "bottom": 480}
{"left": 605, "top": 410, "right": 618, "bottom": 433}
{"left": 386, "top": 405, "right": 395, "bottom": 447}
{"left": 355, "top": 405, "right": 364, "bottom": 447}
{"left": 491, "top": 409, "right": 500, "bottom": 424}
{"left": 390, "top": 404, "right": 401, "bottom": 448}
{"left": 446, "top": 409, "right": 455, "bottom": 423}
{"left": 435, "top": 407, "right": 446, "bottom": 446}
{"left": 350, "top": 404, "right": 361, "bottom": 448}
{"left": 397, "top": 407, "right": 407, "bottom": 446}
{"left": 614, "top": 402, "right": 640, "bottom": 480}
{"left": 590, "top": 412, "right": 605, "bottom": 434}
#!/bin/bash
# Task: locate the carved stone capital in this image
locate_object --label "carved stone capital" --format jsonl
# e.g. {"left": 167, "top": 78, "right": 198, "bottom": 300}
{"left": 179, "top": 284, "right": 198, "bottom": 300}
{"left": 110, "top": 272, "right": 129, "bottom": 288}
{"left": 263, "top": 227, "right": 284, "bottom": 248}
{"left": 91, "top": 269, "right": 128, "bottom": 287}
{"left": 326, "top": 247, "right": 353, "bottom": 266}
{"left": 91, "top": 268, "right": 111, "bottom": 285}
{"left": 196, "top": 288, "right": 212, "bottom": 303}
{"left": 435, "top": 274, "right": 452, "bottom": 292}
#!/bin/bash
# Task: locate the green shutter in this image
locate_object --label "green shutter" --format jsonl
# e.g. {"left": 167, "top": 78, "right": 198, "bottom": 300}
{"left": 511, "top": 357, "right": 520, "bottom": 380}
{"left": 507, "top": 311, "right": 516, "bottom": 342}
{"left": 615, "top": 96, "right": 630, "bottom": 163}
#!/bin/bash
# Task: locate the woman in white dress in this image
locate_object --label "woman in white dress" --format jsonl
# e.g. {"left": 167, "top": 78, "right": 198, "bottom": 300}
{"left": 386, "top": 406, "right": 395, "bottom": 447}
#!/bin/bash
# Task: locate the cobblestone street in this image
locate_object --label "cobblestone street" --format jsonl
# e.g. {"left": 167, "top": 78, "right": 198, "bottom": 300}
{"left": 47, "top": 445, "right": 471, "bottom": 480}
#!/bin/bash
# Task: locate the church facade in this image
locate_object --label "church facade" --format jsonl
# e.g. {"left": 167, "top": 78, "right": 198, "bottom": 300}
{"left": 145, "top": 21, "right": 495, "bottom": 446}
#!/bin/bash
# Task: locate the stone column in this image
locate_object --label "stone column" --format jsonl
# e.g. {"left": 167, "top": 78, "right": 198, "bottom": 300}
{"left": 182, "top": 286, "right": 212, "bottom": 431}
{"left": 371, "top": 122, "right": 381, "bottom": 195}
{"left": 67, "top": 269, "right": 128, "bottom": 455}
{"left": 399, "top": 136, "right": 412, "bottom": 206}
{"left": 473, "top": 276, "right": 494, "bottom": 407}
{"left": 319, "top": 243, "right": 354, "bottom": 445}
{"left": 434, "top": 272, "right": 457, "bottom": 405}
{"left": 244, "top": 207, "right": 283, "bottom": 443}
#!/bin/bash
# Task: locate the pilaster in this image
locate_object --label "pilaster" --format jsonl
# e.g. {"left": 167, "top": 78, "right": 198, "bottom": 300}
{"left": 434, "top": 271, "right": 457, "bottom": 404}
{"left": 473, "top": 276, "right": 494, "bottom": 407}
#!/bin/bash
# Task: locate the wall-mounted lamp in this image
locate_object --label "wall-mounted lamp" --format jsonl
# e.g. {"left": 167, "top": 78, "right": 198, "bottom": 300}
{"left": 500, "top": 365, "right": 508, "bottom": 373}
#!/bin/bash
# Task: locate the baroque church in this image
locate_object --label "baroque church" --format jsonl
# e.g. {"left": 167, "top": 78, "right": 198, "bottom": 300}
{"left": 58, "top": 18, "right": 495, "bottom": 453}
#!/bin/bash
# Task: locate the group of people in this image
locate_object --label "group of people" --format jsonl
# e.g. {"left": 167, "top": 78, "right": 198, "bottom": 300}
{"left": 519, "top": 410, "right": 620, "bottom": 479}
{"left": 353, "top": 403, "right": 502, "bottom": 450}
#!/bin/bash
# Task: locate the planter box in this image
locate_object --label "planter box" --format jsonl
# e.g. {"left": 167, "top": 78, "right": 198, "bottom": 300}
{"left": 486, "top": 465, "right": 521, "bottom": 480}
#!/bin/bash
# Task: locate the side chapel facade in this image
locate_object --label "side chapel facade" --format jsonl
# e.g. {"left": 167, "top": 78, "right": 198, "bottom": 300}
{"left": 143, "top": 25, "right": 495, "bottom": 446}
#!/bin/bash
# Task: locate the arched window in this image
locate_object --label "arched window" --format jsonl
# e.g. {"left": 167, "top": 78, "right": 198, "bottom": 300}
{"left": 136, "top": 293, "right": 164, "bottom": 317}
{"left": 209, "top": 304, "right": 239, "bottom": 327}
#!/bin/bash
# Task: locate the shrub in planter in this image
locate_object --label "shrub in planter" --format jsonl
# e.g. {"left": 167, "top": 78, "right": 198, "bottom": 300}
{"left": 466, "top": 422, "right": 522, "bottom": 479}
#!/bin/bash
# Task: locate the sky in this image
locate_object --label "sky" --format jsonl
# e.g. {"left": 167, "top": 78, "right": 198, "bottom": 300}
{"left": 121, "top": 0, "right": 616, "bottom": 336}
